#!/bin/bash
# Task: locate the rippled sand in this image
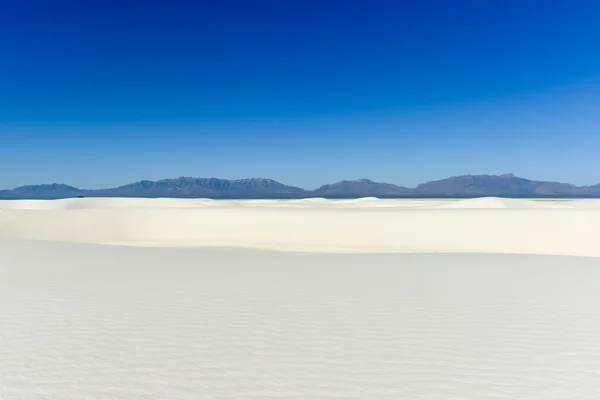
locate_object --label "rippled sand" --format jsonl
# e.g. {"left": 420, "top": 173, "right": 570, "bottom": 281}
{"left": 2, "top": 197, "right": 600, "bottom": 399}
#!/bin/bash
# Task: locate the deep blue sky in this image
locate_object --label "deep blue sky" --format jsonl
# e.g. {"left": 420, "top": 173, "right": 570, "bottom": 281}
{"left": 1, "top": 0, "right": 599, "bottom": 189}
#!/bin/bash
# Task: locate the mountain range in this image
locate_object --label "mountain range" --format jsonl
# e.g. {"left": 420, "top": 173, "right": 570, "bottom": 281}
{"left": 1, "top": 174, "right": 600, "bottom": 199}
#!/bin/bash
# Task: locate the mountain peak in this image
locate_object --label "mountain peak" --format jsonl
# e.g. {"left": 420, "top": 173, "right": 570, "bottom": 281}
{"left": 312, "top": 179, "right": 411, "bottom": 197}
{"left": 415, "top": 174, "right": 583, "bottom": 196}
{"left": 13, "top": 183, "right": 80, "bottom": 191}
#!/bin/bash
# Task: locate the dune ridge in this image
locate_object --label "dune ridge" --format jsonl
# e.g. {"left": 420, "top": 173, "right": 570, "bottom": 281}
{"left": 1, "top": 197, "right": 599, "bottom": 256}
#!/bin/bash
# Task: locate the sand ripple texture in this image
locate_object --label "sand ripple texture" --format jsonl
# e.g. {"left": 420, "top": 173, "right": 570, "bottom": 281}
{"left": 1, "top": 197, "right": 600, "bottom": 256}
{"left": 2, "top": 241, "right": 600, "bottom": 399}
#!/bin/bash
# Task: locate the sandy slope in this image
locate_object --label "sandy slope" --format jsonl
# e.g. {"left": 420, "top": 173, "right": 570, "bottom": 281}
{"left": 1, "top": 197, "right": 600, "bottom": 256}
{"left": 2, "top": 198, "right": 600, "bottom": 398}
{"left": 2, "top": 240, "right": 600, "bottom": 399}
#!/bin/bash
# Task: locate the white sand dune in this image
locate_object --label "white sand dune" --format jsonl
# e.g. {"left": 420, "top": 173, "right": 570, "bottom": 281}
{"left": 2, "top": 240, "right": 600, "bottom": 399}
{"left": 2, "top": 197, "right": 600, "bottom": 399}
{"left": 1, "top": 197, "right": 600, "bottom": 256}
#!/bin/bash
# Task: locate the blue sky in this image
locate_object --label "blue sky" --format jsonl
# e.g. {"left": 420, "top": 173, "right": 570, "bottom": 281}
{"left": 1, "top": 0, "right": 599, "bottom": 189}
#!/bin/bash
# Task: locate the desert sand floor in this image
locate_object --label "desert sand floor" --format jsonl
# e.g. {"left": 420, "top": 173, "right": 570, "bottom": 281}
{"left": 1, "top": 198, "right": 600, "bottom": 399}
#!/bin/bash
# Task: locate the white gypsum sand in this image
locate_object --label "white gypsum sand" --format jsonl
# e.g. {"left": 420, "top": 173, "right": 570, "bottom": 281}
{"left": 1, "top": 197, "right": 600, "bottom": 256}
{"left": 2, "top": 197, "right": 600, "bottom": 399}
{"left": 2, "top": 240, "right": 600, "bottom": 399}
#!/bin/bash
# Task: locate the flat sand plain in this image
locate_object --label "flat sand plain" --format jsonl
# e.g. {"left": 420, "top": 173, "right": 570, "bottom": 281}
{"left": 1, "top": 197, "right": 600, "bottom": 399}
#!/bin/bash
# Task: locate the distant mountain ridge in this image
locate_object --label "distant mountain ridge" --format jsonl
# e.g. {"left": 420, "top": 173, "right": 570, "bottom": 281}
{"left": 413, "top": 174, "right": 588, "bottom": 197}
{"left": 91, "top": 177, "right": 305, "bottom": 198}
{"left": 1, "top": 174, "right": 600, "bottom": 199}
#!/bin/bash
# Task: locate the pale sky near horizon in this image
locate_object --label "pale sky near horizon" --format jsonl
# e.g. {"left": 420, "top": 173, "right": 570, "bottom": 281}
{"left": 1, "top": 0, "right": 599, "bottom": 190}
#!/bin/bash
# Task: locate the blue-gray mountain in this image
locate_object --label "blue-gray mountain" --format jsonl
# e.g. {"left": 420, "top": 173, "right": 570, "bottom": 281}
{"left": 311, "top": 179, "right": 413, "bottom": 197}
{"left": 1, "top": 174, "right": 600, "bottom": 199}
